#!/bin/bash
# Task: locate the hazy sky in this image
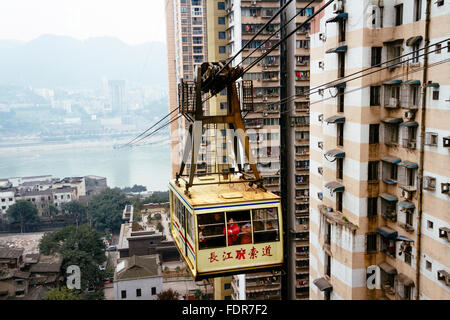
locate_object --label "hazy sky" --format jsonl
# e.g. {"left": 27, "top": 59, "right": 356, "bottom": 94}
{"left": 0, "top": 0, "right": 167, "bottom": 44}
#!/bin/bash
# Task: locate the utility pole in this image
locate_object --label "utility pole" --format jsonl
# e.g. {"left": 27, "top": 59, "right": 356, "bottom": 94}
{"left": 280, "top": 0, "right": 296, "bottom": 300}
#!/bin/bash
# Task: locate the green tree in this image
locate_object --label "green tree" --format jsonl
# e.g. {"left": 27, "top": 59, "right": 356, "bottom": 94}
{"left": 47, "top": 203, "right": 59, "bottom": 219}
{"left": 6, "top": 200, "right": 40, "bottom": 233}
{"left": 61, "top": 201, "right": 87, "bottom": 227}
{"left": 157, "top": 288, "right": 180, "bottom": 300}
{"left": 43, "top": 286, "right": 81, "bottom": 300}
{"left": 39, "top": 225, "right": 106, "bottom": 290}
{"left": 87, "top": 188, "right": 131, "bottom": 233}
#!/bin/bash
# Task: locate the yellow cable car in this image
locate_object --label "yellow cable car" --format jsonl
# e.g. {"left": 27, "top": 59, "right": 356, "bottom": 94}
{"left": 169, "top": 176, "right": 283, "bottom": 281}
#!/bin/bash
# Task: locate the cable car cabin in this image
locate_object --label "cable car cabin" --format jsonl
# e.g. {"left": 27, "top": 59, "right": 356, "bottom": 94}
{"left": 169, "top": 176, "right": 283, "bottom": 281}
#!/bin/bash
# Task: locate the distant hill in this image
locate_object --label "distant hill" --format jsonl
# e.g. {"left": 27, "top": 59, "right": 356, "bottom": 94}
{"left": 0, "top": 35, "right": 168, "bottom": 88}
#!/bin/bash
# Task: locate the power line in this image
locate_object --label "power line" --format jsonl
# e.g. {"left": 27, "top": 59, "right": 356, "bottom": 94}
{"left": 129, "top": 113, "right": 183, "bottom": 147}
{"left": 264, "top": 40, "right": 450, "bottom": 115}
{"left": 120, "top": 107, "right": 179, "bottom": 148}
{"left": 215, "top": 0, "right": 295, "bottom": 76}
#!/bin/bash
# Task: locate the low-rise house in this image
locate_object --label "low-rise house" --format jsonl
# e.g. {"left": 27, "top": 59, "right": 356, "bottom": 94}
{"left": 18, "top": 189, "right": 53, "bottom": 217}
{"left": 0, "top": 270, "right": 31, "bottom": 300}
{"left": 29, "top": 253, "right": 63, "bottom": 288}
{"left": 0, "top": 248, "right": 24, "bottom": 269}
{"left": 84, "top": 175, "right": 107, "bottom": 196}
{"left": 52, "top": 186, "right": 77, "bottom": 209}
{"left": 114, "top": 255, "right": 162, "bottom": 300}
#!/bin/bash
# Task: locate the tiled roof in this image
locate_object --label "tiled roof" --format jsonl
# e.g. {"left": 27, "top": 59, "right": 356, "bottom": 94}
{"left": 0, "top": 247, "right": 24, "bottom": 259}
{"left": 114, "top": 255, "right": 161, "bottom": 281}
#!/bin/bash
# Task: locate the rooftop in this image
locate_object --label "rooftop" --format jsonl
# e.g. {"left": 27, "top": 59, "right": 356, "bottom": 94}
{"left": 114, "top": 255, "right": 161, "bottom": 282}
{"left": 169, "top": 176, "right": 280, "bottom": 209}
{"left": 29, "top": 254, "right": 63, "bottom": 273}
{"left": 0, "top": 247, "right": 24, "bottom": 259}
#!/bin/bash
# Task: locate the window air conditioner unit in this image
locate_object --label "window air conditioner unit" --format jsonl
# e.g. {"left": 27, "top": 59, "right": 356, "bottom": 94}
{"left": 404, "top": 111, "right": 414, "bottom": 120}
{"left": 319, "top": 33, "right": 326, "bottom": 41}
{"left": 333, "top": 0, "right": 344, "bottom": 13}
{"left": 318, "top": 141, "right": 323, "bottom": 149}
{"left": 407, "top": 141, "right": 416, "bottom": 149}
{"left": 318, "top": 61, "right": 325, "bottom": 69}
{"left": 441, "top": 183, "right": 450, "bottom": 194}
{"left": 318, "top": 88, "right": 324, "bottom": 96}
{"left": 318, "top": 167, "right": 323, "bottom": 175}
{"left": 424, "top": 176, "right": 436, "bottom": 190}
{"left": 318, "top": 114, "right": 323, "bottom": 122}
{"left": 402, "top": 189, "right": 412, "bottom": 200}
{"left": 305, "top": 32, "right": 310, "bottom": 38}
{"left": 443, "top": 137, "right": 450, "bottom": 148}
{"left": 251, "top": 1, "right": 257, "bottom": 6}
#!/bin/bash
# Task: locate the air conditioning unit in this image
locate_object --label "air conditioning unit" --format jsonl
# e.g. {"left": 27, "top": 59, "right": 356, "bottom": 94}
{"left": 318, "top": 141, "right": 323, "bottom": 149}
{"left": 318, "top": 167, "right": 323, "bottom": 175}
{"left": 404, "top": 111, "right": 415, "bottom": 120}
{"left": 318, "top": 114, "right": 323, "bottom": 122}
{"left": 402, "top": 189, "right": 412, "bottom": 200}
{"left": 263, "top": 96, "right": 268, "bottom": 101}
{"left": 319, "top": 33, "right": 326, "bottom": 41}
{"left": 333, "top": 0, "right": 344, "bottom": 13}
{"left": 441, "top": 183, "right": 450, "bottom": 194}
{"left": 443, "top": 136, "right": 450, "bottom": 148}
{"left": 318, "top": 61, "right": 325, "bottom": 69}
{"left": 251, "top": 1, "right": 257, "bottom": 6}
{"left": 263, "top": 112, "right": 268, "bottom": 117}
{"left": 318, "top": 88, "right": 324, "bottom": 96}
{"left": 305, "top": 32, "right": 310, "bottom": 38}
{"left": 424, "top": 176, "right": 436, "bottom": 190}
{"left": 407, "top": 141, "right": 417, "bottom": 149}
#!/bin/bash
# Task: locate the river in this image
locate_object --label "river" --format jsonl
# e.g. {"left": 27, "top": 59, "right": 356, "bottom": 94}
{"left": 0, "top": 137, "right": 172, "bottom": 191}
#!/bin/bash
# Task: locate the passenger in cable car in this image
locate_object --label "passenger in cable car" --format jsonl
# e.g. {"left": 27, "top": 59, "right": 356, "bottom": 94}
{"left": 240, "top": 222, "right": 252, "bottom": 244}
{"left": 224, "top": 217, "right": 240, "bottom": 245}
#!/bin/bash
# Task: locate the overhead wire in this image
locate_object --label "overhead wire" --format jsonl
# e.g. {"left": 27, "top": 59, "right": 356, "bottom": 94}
{"left": 273, "top": 41, "right": 450, "bottom": 116}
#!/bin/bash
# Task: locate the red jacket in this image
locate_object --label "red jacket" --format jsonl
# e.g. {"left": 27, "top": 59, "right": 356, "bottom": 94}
{"left": 224, "top": 223, "right": 239, "bottom": 245}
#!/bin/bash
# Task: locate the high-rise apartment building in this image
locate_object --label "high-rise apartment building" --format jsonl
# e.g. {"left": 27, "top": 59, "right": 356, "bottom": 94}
{"left": 109, "top": 80, "right": 126, "bottom": 114}
{"left": 166, "top": 0, "right": 318, "bottom": 300}
{"left": 309, "top": 0, "right": 450, "bottom": 300}
{"left": 165, "top": 0, "right": 209, "bottom": 178}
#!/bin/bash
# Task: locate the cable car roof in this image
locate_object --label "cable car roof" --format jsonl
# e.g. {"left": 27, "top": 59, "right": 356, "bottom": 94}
{"left": 169, "top": 176, "right": 280, "bottom": 211}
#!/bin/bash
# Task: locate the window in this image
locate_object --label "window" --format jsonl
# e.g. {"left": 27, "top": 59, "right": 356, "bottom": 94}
{"left": 218, "top": 2, "right": 225, "bottom": 10}
{"left": 337, "top": 158, "right": 343, "bottom": 180}
{"left": 198, "top": 212, "right": 226, "bottom": 249}
{"left": 367, "top": 198, "right": 378, "bottom": 218}
{"left": 368, "top": 161, "right": 379, "bottom": 181}
{"left": 371, "top": 47, "right": 382, "bottom": 66}
{"left": 403, "top": 245, "right": 412, "bottom": 265}
{"left": 370, "top": 86, "right": 381, "bottom": 106}
{"left": 383, "top": 123, "right": 400, "bottom": 145}
{"left": 193, "top": 27, "right": 202, "bottom": 35}
{"left": 219, "top": 46, "right": 226, "bottom": 54}
{"left": 395, "top": 4, "right": 403, "bottom": 26}
{"left": 381, "top": 236, "right": 396, "bottom": 257}
{"left": 337, "top": 87, "right": 345, "bottom": 113}
{"left": 136, "top": 289, "right": 141, "bottom": 297}
{"left": 325, "top": 253, "right": 331, "bottom": 277}
{"left": 369, "top": 124, "right": 379, "bottom": 144}
{"left": 337, "top": 123, "right": 344, "bottom": 147}
{"left": 338, "top": 52, "right": 345, "bottom": 78}
{"left": 427, "top": 220, "right": 433, "bottom": 229}
{"left": 432, "top": 90, "right": 439, "bottom": 100}
{"left": 121, "top": 290, "right": 127, "bottom": 299}
{"left": 436, "top": 43, "right": 442, "bottom": 54}
{"left": 336, "top": 192, "right": 343, "bottom": 212}
{"left": 366, "top": 233, "right": 378, "bottom": 253}
{"left": 151, "top": 287, "right": 156, "bottom": 295}
{"left": 218, "top": 32, "right": 226, "bottom": 40}
{"left": 192, "top": 0, "right": 201, "bottom": 5}
{"left": 218, "top": 17, "right": 225, "bottom": 25}
{"left": 224, "top": 283, "right": 231, "bottom": 290}
{"left": 253, "top": 207, "right": 279, "bottom": 243}
{"left": 414, "top": 0, "right": 422, "bottom": 21}
{"left": 224, "top": 295, "right": 232, "bottom": 300}
{"left": 412, "top": 44, "right": 420, "bottom": 63}
{"left": 325, "top": 221, "right": 331, "bottom": 245}
{"left": 220, "top": 102, "right": 227, "bottom": 110}
{"left": 387, "top": 45, "right": 402, "bottom": 68}
{"left": 338, "top": 20, "right": 346, "bottom": 42}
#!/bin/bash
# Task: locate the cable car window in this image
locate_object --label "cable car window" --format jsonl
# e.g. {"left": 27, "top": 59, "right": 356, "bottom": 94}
{"left": 174, "top": 197, "right": 185, "bottom": 229}
{"left": 186, "top": 210, "right": 194, "bottom": 240}
{"left": 225, "top": 210, "right": 252, "bottom": 246}
{"left": 198, "top": 213, "right": 226, "bottom": 249}
{"left": 252, "top": 208, "right": 279, "bottom": 243}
